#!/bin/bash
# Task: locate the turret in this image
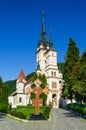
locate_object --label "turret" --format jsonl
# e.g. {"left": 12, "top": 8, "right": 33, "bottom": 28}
{"left": 16, "top": 70, "right": 26, "bottom": 93}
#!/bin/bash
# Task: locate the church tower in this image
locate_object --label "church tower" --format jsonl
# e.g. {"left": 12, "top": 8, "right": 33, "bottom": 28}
{"left": 36, "top": 11, "right": 63, "bottom": 108}
{"left": 36, "top": 10, "right": 48, "bottom": 74}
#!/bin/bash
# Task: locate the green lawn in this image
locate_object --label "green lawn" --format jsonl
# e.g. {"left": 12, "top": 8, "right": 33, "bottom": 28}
{"left": 16, "top": 106, "right": 35, "bottom": 119}
{"left": 9, "top": 106, "right": 51, "bottom": 119}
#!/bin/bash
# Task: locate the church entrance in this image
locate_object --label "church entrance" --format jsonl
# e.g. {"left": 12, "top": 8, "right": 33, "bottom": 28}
{"left": 52, "top": 94, "right": 57, "bottom": 108}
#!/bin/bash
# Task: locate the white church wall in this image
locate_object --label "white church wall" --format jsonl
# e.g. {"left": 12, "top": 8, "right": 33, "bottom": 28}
{"left": 47, "top": 91, "right": 52, "bottom": 105}
{"left": 16, "top": 82, "right": 24, "bottom": 93}
{"left": 16, "top": 94, "right": 28, "bottom": 106}
{"left": 37, "top": 50, "right": 46, "bottom": 71}
{"left": 8, "top": 96, "right": 17, "bottom": 108}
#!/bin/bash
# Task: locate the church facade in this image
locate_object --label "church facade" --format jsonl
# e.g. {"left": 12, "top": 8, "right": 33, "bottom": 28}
{"left": 9, "top": 12, "right": 64, "bottom": 108}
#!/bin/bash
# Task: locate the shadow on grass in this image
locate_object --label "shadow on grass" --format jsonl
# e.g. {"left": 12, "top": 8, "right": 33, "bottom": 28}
{"left": 0, "top": 113, "right": 6, "bottom": 121}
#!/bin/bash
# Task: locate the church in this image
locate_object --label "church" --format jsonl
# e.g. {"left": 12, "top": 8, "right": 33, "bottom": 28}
{"left": 9, "top": 12, "right": 64, "bottom": 109}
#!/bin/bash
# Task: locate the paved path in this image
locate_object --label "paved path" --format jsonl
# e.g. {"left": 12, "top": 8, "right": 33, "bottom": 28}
{"left": 0, "top": 109, "right": 86, "bottom": 130}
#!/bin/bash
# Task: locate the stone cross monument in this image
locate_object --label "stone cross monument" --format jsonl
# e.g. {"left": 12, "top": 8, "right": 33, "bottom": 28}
{"left": 26, "top": 79, "right": 50, "bottom": 115}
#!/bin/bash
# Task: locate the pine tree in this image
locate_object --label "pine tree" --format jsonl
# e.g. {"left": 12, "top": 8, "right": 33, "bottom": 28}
{"left": 63, "top": 38, "right": 79, "bottom": 102}
{"left": 72, "top": 50, "right": 86, "bottom": 103}
{"left": 0, "top": 77, "right": 8, "bottom": 112}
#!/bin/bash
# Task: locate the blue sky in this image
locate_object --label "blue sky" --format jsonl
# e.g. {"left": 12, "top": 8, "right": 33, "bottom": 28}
{"left": 0, "top": 0, "right": 86, "bottom": 82}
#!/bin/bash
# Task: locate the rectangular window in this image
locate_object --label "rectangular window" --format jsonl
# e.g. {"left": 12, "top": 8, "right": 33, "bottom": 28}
{"left": 54, "top": 72, "right": 56, "bottom": 76}
{"left": 52, "top": 82, "right": 57, "bottom": 88}
{"left": 51, "top": 71, "right": 53, "bottom": 76}
{"left": 19, "top": 97, "right": 22, "bottom": 103}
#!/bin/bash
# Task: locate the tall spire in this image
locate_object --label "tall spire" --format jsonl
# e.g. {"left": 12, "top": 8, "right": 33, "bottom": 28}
{"left": 50, "top": 28, "right": 53, "bottom": 43}
{"left": 41, "top": 10, "right": 47, "bottom": 47}
{"left": 42, "top": 10, "right": 45, "bottom": 33}
{"left": 49, "top": 28, "right": 53, "bottom": 49}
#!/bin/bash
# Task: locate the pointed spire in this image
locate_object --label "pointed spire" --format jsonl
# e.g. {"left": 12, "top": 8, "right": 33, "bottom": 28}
{"left": 18, "top": 70, "right": 26, "bottom": 81}
{"left": 41, "top": 10, "right": 47, "bottom": 47}
{"left": 42, "top": 10, "right": 45, "bottom": 33}
{"left": 49, "top": 28, "right": 53, "bottom": 49}
{"left": 50, "top": 27, "right": 53, "bottom": 44}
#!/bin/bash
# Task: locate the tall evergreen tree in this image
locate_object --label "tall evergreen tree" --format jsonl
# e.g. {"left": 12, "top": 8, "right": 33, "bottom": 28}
{"left": 72, "top": 50, "right": 86, "bottom": 103}
{"left": 0, "top": 77, "right": 8, "bottom": 112}
{"left": 63, "top": 38, "right": 79, "bottom": 102}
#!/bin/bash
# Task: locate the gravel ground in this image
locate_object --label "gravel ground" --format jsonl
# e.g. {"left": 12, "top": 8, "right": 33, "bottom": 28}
{"left": 0, "top": 109, "right": 86, "bottom": 130}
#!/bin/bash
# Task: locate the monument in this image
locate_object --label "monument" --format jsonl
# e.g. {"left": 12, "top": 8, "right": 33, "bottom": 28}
{"left": 26, "top": 79, "right": 50, "bottom": 119}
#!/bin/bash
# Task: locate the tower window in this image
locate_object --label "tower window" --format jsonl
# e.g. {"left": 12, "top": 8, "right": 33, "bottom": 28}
{"left": 59, "top": 81, "right": 61, "bottom": 84}
{"left": 54, "top": 72, "right": 56, "bottom": 76}
{"left": 51, "top": 71, "right": 53, "bottom": 76}
{"left": 19, "top": 97, "right": 22, "bottom": 103}
{"left": 52, "top": 82, "right": 57, "bottom": 88}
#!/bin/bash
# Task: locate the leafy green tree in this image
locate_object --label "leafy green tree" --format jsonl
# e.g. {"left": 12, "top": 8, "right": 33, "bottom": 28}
{"left": 63, "top": 38, "right": 79, "bottom": 102}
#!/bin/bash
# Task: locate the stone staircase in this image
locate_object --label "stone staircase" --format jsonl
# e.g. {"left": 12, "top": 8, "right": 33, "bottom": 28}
{"left": 29, "top": 114, "right": 46, "bottom": 120}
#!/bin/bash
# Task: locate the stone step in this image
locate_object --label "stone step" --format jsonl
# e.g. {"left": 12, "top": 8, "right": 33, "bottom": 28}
{"left": 29, "top": 114, "right": 46, "bottom": 120}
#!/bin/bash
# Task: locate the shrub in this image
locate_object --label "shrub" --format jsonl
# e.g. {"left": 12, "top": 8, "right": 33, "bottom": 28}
{"left": 15, "top": 112, "right": 26, "bottom": 119}
{"left": 7, "top": 103, "right": 12, "bottom": 113}
{"left": 67, "top": 103, "right": 86, "bottom": 116}
{"left": 10, "top": 109, "right": 26, "bottom": 119}
{"left": 40, "top": 106, "right": 51, "bottom": 119}
{"left": 0, "top": 104, "right": 8, "bottom": 113}
{"left": 17, "top": 105, "right": 34, "bottom": 109}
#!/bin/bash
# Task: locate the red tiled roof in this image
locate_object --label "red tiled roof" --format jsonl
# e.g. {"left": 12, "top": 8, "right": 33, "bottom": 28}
{"left": 17, "top": 70, "right": 26, "bottom": 81}
{"left": 24, "top": 79, "right": 32, "bottom": 87}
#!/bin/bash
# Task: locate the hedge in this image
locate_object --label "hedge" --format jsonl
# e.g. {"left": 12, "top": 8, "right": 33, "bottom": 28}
{"left": 10, "top": 109, "right": 26, "bottom": 119}
{"left": 67, "top": 103, "right": 86, "bottom": 116}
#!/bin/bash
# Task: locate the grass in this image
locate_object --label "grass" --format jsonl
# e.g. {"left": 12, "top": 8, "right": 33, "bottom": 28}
{"left": 9, "top": 105, "right": 51, "bottom": 119}
{"left": 16, "top": 106, "right": 35, "bottom": 119}
{"left": 67, "top": 103, "right": 86, "bottom": 115}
